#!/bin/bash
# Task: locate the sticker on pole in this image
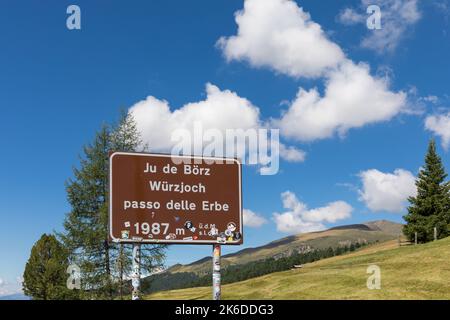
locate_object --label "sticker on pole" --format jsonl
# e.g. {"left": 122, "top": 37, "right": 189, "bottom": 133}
{"left": 109, "top": 152, "right": 243, "bottom": 245}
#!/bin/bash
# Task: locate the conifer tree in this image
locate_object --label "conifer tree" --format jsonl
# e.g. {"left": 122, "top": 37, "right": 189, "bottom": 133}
{"left": 23, "top": 234, "right": 75, "bottom": 300}
{"left": 404, "top": 140, "right": 450, "bottom": 242}
{"left": 59, "top": 112, "right": 166, "bottom": 299}
{"left": 110, "top": 111, "right": 166, "bottom": 297}
{"left": 59, "top": 124, "right": 113, "bottom": 298}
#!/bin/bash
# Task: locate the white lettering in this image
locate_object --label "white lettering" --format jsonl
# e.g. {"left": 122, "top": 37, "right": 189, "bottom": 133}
{"left": 149, "top": 180, "right": 206, "bottom": 193}
{"left": 123, "top": 200, "right": 160, "bottom": 210}
{"left": 202, "top": 201, "right": 229, "bottom": 212}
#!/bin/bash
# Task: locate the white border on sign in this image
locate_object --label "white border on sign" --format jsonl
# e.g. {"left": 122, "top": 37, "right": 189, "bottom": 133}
{"left": 109, "top": 152, "right": 243, "bottom": 245}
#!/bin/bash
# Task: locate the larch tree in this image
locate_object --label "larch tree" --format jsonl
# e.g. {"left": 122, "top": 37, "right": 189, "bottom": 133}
{"left": 59, "top": 112, "right": 166, "bottom": 299}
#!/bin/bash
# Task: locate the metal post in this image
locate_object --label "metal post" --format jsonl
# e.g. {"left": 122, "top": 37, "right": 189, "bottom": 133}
{"left": 132, "top": 244, "right": 141, "bottom": 300}
{"left": 434, "top": 227, "right": 437, "bottom": 241}
{"left": 119, "top": 244, "right": 124, "bottom": 300}
{"left": 415, "top": 232, "right": 417, "bottom": 245}
{"left": 212, "top": 244, "right": 221, "bottom": 300}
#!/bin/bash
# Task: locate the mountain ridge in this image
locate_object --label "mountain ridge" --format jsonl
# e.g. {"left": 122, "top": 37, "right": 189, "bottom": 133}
{"left": 146, "top": 236, "right": 450, "bottom": 300}
{"left": 165, "top": 220, "right": 403, "bottom": 274}
{"left": 0, "top": 293, "right": 30, "bottom": 300}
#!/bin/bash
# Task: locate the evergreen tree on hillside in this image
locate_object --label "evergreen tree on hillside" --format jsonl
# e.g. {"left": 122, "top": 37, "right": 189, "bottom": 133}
{"left": 59, "top": 112, "right": 166, "bottom": 299}
{"left": 404, "top": 140, "right": 450, "bottom": 242}
{"left": 23, "top": 234, "right": 75, "bottom": 300}
{"left": 110, "top": 111, "right": 166, "bottom": 297}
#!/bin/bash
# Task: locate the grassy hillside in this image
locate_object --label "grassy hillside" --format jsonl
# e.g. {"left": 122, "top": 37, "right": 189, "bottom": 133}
{"left": 145, "top": 236, "right": 450, "bottom": 300}
{"left": 167, "top": 220, "right": 402, "bottom": 275}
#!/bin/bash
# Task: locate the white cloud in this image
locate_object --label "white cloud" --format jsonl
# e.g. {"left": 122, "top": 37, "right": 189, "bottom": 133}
{"left": 423, "top": 95, "right": 439, "bottom": 104}
{"left": 358, "top": 169, "right": 417, "bottom": 213}
{"left": 338, "top": 8, "right": 365, "bottom": 25}
{"left": 339, "top": 0, "right": 421, "bottom": 53}
{"left": 217, "top": 0, "right": 345, "bottom": 78}
{"left": 129, "top": 83, "right": 304, "bottom": 164}
{"left": 130, "top": 83, "right": 261, "bottom": 151}
{"left": 0, "top": 277, "right": 22, "bottom": 296}
{"left": 272, "top": 191, "right": 353, "bottom": 234}
{"left": 243, "top": 209, "right": 268, "bottom": 228}
{"left": 218, "top": 0, "right": 408, "bottom": 142}
{"left": 274, "top": 60, "right": 407, "bottom": 141}
{"left": 279, "top": 143, "right": 306, "bottom": 162}
{"left": 301, "top": 201, "right": 354, "bottom": 223}
{"left": 425, "top": 112, "right": 450, "bottom": 150}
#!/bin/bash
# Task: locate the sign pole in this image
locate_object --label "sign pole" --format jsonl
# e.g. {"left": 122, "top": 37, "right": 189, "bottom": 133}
{"left": 132, "top": 243, "right": 141, "bottom": 300}
{"left": 212, "top": 244, "right": 221, "bottom": 300}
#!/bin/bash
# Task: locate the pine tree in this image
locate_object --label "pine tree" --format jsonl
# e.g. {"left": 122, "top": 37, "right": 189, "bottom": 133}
{"left": 59, "top": 112, "right": 166, "bottom": 299}
{"left": 404, "top": 140, "right": 450, "bottom": 242}
{"left": 23, "top": 234, "right": 75, "bottom": 300}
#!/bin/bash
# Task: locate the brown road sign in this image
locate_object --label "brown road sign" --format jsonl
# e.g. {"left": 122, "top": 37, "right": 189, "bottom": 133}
{"left": 109, "top": 152, "right": 242, "bottom": 245}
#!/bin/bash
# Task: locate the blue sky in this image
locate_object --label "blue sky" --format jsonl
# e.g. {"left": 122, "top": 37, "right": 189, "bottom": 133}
{"left": 0, "top": 0, "right": 449, "bottom": 295}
